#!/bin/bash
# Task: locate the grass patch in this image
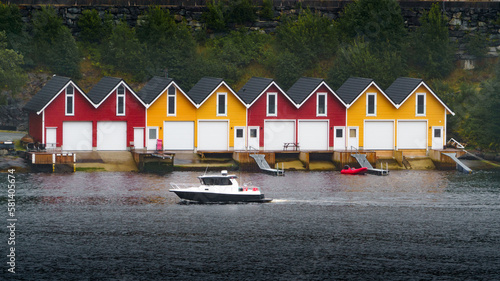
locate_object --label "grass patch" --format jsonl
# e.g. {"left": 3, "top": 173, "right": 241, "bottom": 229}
{"left": 76, "top": 167, "right": 106, "bottom": 172}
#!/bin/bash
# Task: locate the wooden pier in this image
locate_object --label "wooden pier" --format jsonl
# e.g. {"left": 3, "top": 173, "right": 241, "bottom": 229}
{"left": 26, "top": 152, "right": 76, "bottom": 172}
{"left": 132, "top": 150, "right": 174, "bottom": 173}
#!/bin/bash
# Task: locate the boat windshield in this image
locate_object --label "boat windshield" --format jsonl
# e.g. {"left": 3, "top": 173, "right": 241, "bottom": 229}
{"left": 200, "top": 177, "right": 232, "bottom": 185}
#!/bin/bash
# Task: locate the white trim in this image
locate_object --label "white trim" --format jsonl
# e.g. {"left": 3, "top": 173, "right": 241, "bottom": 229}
{"left": 366, "top": 93, "right": 377, "bottom": 116}
{"left": 346, "top": 81, "right": 397, "bottom": 109}
{"left": 196, "top": 81, "right": 246, "bottom": 109}
{"left": 247, "top": 81, "right": 296, "bottom": 108}
{"left": 65, "top": 85, "right": 75, "bottom": 116}
{"left": 167, "top": 85, "right": 176, "bottom": 116}
{"left": 415, "top": 93, "right": 426, "bottom": 116}
{"left": 216, "top": 92, "right": 227, "bottom": 116}
{"left": 316, "top": 92, "right": 327, "bottom": 117}
{"left": 296, "top": 81, "right": 348, "bottom": 108}
{"left": 116, "top": 85, "right": 126, "bottom": 116}
{"left": 396, "top": 81, "right": 455, "bottom": 115}
{"left": 146, "top": 81, "right": 195, "bottom": 109}
{"left": 95, "top": 80, "right": 146, "bottom": 108}
{"left": 266, "top": 92, "right": 277, "bottom": 117}
{"left": 42, "top": 110, "right": 45, "bottom": 144}
{"left": 37, "top": 80, "right": 94, "bottom": 114}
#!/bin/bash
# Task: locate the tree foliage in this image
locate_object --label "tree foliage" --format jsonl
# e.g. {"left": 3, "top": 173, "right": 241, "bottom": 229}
{"left": 203, "top": 0, "right": 256, "bottom": 31}
{"left": 409, "top": 3, "right": 455, "bottom": 79}
{"left": 78, "top": 9, "right": 113, "bottom": 45}
{"left": 0, "top": 3, "right": 23, "bottom": 36}
{"left": 0, "top": 31, "right": 26, "bottom": 97}
{"left": 31, "top": 6, "right": 81, "bottom": 78}
{"left": 328, "top": 38, "right": 406, "bottom": 89}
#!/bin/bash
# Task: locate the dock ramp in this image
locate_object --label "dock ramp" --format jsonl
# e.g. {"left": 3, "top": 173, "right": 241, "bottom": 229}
{"left": 351, "top": 154, "right": 389, "bottom": 176}
{"left": 250, "top": 154, "right": 284, "bottom": 176}
{"left": 442, "top": 153, "right": 472, "bottom": 174}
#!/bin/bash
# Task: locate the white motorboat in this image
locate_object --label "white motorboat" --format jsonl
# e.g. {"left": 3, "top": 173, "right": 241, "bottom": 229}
{"left": 169, "top": 170, "right": 272, "bottom": 203}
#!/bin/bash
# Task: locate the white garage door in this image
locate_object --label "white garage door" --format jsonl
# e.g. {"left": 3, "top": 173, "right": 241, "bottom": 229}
{"left": 264, "top": 121, "right": 295, "bottom": 151}
{"left": 62, "top": 122, "right": 92, "bottom": 151}
{"left": 97, "top": 121, "right": 127, "bottom": 150}
{"left": 198, "top": 121, "right": 228, "bottom": 151}
{"left": 298, "top": 121, "right": 328, "bottom": 151}
{"left": 164, "top": 121, "right": 194, "bottom": 150}
{"left": 364, "top": 121, "right": 394, "bottom": 150}
{"left": 398, "top": 121, "right": 427, "bottom": 149}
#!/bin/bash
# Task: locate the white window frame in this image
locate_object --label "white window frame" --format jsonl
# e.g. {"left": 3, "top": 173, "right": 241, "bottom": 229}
{"left": 216, "top": 93, "right": 227, "bottom": 116}
{"left": 167, "top": 85, "right": 176, "bottom": 116}
{"left": 316, "top": 92, "right": 327, "bottom": 117}
{"left": 116, "top": 85, "right": 126, "bottom": 116}
{"left": 416, "top": 93, "right": 426, "bottom": 116}
{"left": 65, "top": 85, "right": 74, "bottom": 116}
{"left": 267, "top": 92, "right": 277, "bottom": 117}
{"left": 366, "top": 93, "right": 377, "bottom": 116}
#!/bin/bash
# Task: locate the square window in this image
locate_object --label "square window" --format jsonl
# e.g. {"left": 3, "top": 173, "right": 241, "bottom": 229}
{"left": 236, "top": 129, "right": 243, "bottom": 138}
{"left": 336, "top": 129, "right": 343, "bottom": 138}
{"left": 250, "top": 129, "right": 257, "bottom": 138}
{"left": 350, "top": 129, "right": 357, "bottom": 138}
{"left": 434, "top": 128, "right": 441, "bottom": 138}
{"left": 149, "top": 128, "right": 157, "bottom": 139}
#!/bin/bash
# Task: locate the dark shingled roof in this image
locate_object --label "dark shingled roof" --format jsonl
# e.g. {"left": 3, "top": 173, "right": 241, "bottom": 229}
{"left": 87, "top": 76, "right": 123, "bottom": 104}
{"left": 187, "top": 77, "right": 224, "bottom": 105}
{"left": 336, "top": 77, "right": 374, "bottom": 105}
{"left": 24, "top": 76, "right": 71, "bottom": 112}
{"left": 138, "top": 76, "right": 174, "bottom": 105}
{"left": 287, "top": 77, "right": 324, "bottom": 105}
{"left": 237, "top": 77, "right": 273, "bottom": 104}
{"left": 385, "top": 77, "right": 423, "bottom": 105}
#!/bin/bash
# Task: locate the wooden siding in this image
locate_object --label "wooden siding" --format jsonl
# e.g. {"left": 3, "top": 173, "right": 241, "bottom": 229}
{"left": 146, "top": 86, "right": 196, "bottom": 143}
{"left": 28, "top": 111, "right": 43, "bottom": 143}
{"left": 196, "top": 84, "right": 246, "bottom": 149}
{"left": 346, "top": 85, "right": 397, "bottom": 149}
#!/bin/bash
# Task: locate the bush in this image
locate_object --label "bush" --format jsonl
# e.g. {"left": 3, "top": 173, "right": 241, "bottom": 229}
{"left": 0, "top": 31, "right": 26, "bottom": 95}
{"left": 465, "top": 32, "right": 489, "bottom": 59}
{"left": 260, "top": 0, "right": 274, "bottom": 20}
{"left": 31, "top": 6, "right": 81, "bottom": 78}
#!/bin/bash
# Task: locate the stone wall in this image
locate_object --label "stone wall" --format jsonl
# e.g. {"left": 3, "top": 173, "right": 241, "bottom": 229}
{"left": 14, "top": 1, "right": 500, "bottom": 59}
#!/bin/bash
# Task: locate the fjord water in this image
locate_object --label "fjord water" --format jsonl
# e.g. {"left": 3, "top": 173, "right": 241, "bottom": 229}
{"left": 3, "top": 170, "right": 500, "bottom": 280}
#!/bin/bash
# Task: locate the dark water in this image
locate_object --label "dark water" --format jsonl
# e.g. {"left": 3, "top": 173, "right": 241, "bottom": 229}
{"left": 2, "top": 170, "right": 500, "bottom": 280}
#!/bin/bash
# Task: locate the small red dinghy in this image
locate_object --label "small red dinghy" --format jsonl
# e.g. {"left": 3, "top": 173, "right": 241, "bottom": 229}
{"left": 341, "top": 165, "right": 368, "bottom": 175}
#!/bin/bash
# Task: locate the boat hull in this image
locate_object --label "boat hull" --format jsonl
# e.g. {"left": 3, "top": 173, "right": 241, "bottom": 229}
{"left": 341, "top": 167, "right": 368, "bottom": 175}
{"left": 171, "top": 190, "right": 270, "bottom": 203}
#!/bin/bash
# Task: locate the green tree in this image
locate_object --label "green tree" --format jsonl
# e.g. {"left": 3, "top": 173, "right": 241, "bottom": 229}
{"left": 0, "top": 3, "right": 23, "bottom": 37}
{"left": 31, "top": 6, "right": 81, "bottom": 78}
{"left": 328, "top": 38, "right": 406, "bottom": 89}
{"left": 101, "top": 20, "right": 146, "bottom": 80}
{"left": 0, "top": 31, "right": 26, "bottom": 99}
{"left": 78, "top": 9, "right": 113, "bottom": 45}
{"left": 136, "top": 7, "right": 196, "bottom": 80}
{"left": 336, "top": 0, "right": 407, "bottom": 51}
{"left": 260, "top": 0, "right": 274, "bottom": 20}
{"left": 276, "top": 10, "right": 337, "bottom": 69}
{"left": 409, "top": 3, "right": 455, "bottom": 79}
{"left": 203, "top": 0, "right": 228, "bottom": 31}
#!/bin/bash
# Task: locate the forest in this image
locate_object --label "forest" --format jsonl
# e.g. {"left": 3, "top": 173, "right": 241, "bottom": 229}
{"left": 0, "top": 0, "right": 499, "bottom": 150}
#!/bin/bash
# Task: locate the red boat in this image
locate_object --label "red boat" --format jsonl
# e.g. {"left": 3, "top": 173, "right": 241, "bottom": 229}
{"left": 340, "top": 166, "right": 368, "bottom": 175}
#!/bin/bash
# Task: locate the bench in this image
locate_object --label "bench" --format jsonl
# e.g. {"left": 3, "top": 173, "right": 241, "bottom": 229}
{"left": 283, "top": 142, "right": 300, "bottom": 151}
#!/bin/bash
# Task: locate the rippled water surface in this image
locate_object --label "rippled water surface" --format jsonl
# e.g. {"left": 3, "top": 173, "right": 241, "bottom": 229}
{"left": 2, "top": 170, "right": 500, "bottom": 280}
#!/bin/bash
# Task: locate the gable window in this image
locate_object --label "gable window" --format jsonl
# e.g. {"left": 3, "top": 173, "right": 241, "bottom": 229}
{"left": 217, "top": 93, "right": 227, "bottom": 116}
{"left": 167, "top": 85, "right": 176, "bottom": 116}
{"left": 317, "top": 93, "right": 327, "bottom": 116}
{"left": 267, "top": 93, "right": 277, "bottom": 116}
{"left": 117, "top": 85, "right": 125, "bottom": 116}
{"left": 416, "top": 93, "right": 426, "bottom": 116}
{"left": 366, "top": 93, "right": 376, "bottom": 116}
{"left": 65, "top": 85, "right": 74, "bottom": 116}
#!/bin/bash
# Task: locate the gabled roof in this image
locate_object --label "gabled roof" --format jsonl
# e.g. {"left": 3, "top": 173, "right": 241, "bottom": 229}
{"left": 187, "top": 77, "right": 245, "bottom": 108}
{"left": 385, "top": 77, "right": 423, "bottom": 105}
{"left": 237, "top": 77, "right": 293, "bottom": 107}
{"left": 87, "top": 76, "right": 146, "bottom": 107}
{"left": 287, "top": 77, "right": 324, "bottom": 105}
{"left": 137, "top": 76, "right": 194, "bottom": 108}
{"left": 287, "top": 77, "right": 347, "bottom": 108}
{"left": 23, "top": 75, "right": 92, "bottom": 114}
{"left": 187, "top": 77, "right": 224, "bottom": 105}
{"left": 237, "top": 77, "right": 273, "bottom": 105}
{"left": 336, "top": 77, "right": 396, "bottom": 108}
{"left": 386, "top": 77, "right": 455, "bottom": 115}
{"left": 24, "top": 76, "right": 71, "bottom": 112}
{"left": 138, "top": 76, "right": 174, "bottom": 105}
